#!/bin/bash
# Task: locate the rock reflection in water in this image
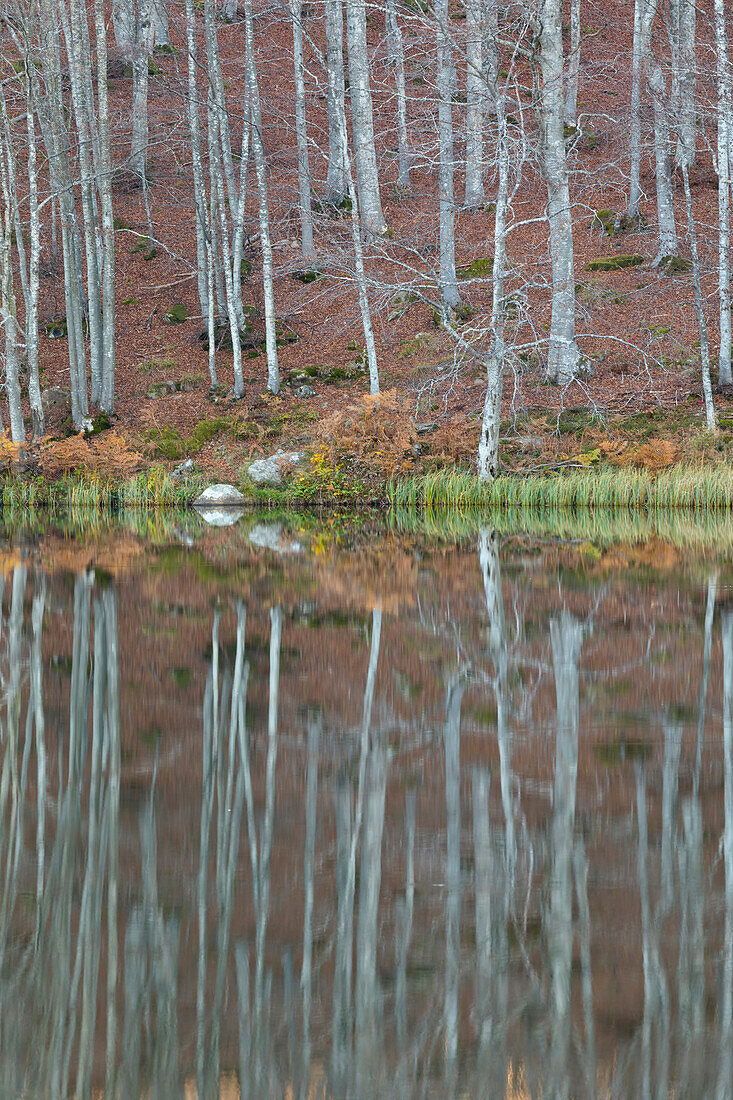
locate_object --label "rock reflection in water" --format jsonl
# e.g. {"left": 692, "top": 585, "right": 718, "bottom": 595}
{"left": 0, "top": 535, "right": 731, "bottom": 1098}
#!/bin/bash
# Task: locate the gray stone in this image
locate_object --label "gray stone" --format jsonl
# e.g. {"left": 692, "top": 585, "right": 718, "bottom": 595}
{"left": 41, "top": 386, "right": 70, "bottom": 412}
{"left": 172, "top": 458, "right": 195, "bottom": 480}
{"left": 295, "top": 384, "right": 316, "bottom": 398}
{"left": 193, "top": 483, "right": 245, "bottom": 507}
{"left": 249, "top": 523, "right": 303, "bottom": 554}
{"left": 247, "top": 450, "right": 304, "bottom": 486}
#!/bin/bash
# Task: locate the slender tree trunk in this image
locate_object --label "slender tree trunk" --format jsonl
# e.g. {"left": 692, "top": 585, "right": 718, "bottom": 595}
{"left": 676, "top": 0, "right": 696, "bottom": 168}
{"left": 628, "top": 0, "right": 658, "bottom": 219}
{"left": 478, "top": 96, "right": 509, "bottom": 479}
{"left": 131, "top": 0, "right": 153, "bottom": 179}
{"left": 324, "top": 0, "right": 348, "bottom": 205}
{"left": 243, "top": 0, "right": 280, "bottom": 393}
{"left": 185, "top": 0, "right": 211, "bottom": 317}
{"left": 345, "top": 0, "right": 387, "bottom": 234}
{"left": 647, "top": 60, "right": 678, "bottom": 260}
{"left": 151, "top": 0, "right": 170, "bottom": 45}
{"left": 682, "top": 164, "right": 716, "bottom": 431}
{"left": 715, "top": 0, "right": 732, "bottom": 384}
{"left": 334, "top": 76, "right": 380, "bottom": 392}
{"left": 436, "top": 0, "right": 459, "bottom": 308}
{"left": 483, "top": 0, "right": 498, "bottom": 115}
{"left": 564, "top": 0, "right": 581, "bottom": 126}
{"left": 290, "top": 0, "right": 315, "bottom": 262}
{"left": 0, "top": 135, "right": 25, "bottom": 443}
{"left": 23, "top": 84, "right": 44, "bottom": 436}
{"left": 465, "top": 0, "right": 484, "bottom": 206}
{"left": 538, "top": 0, "right": 587, "bottom": 384}
{"left": 385, "top": 0, "right": 411, "bottom": 189}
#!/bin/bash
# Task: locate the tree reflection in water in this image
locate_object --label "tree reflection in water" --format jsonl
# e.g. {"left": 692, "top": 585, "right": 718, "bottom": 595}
{"left": 0, "top": 544, "right": 731, "bottom": 1098}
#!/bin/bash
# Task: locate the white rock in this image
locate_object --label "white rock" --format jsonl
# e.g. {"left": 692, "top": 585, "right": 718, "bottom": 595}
{"left": 247, "top": 450, "right": 304, "bottom": 486}
{"left": 249, "top": 523, "right": 303, "bottom": 554}
{"left": 193, "top": 483, "right": 245, "bottom": 507}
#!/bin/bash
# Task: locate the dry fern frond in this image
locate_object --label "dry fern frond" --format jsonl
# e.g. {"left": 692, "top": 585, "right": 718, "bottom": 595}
{"left": 428, "top": 417, "right": 477, "bottom": 465}
{"left": 40, "top": 431, "right": 142, "bottom": 478}
{"left": 314, "top": 388, "right": 417, "bottom": 476}
{"left": 601, "top": 437, "right": 678, "bottom": 472}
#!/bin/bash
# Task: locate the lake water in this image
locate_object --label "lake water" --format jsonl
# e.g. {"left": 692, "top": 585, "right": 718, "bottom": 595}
{"left": 1, "top": 515, "right": 732, "bottom": 1098}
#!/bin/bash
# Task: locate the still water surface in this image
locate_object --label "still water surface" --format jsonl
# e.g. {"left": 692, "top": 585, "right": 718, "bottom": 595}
{"left": 0, "top": 521, "right": 732, "bottom": 1098}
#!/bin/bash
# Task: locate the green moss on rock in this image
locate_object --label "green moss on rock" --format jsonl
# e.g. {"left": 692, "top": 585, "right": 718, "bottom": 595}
{"left": 163, "top": 303, "right": 189, "bottom": 324}
{"left": 585, "top": 254, "right": 645, "bottom": 271}
{"left": 658, "top": 255, "right": 693, "bottom": 274}
{"left": 456, "top": 256, "right": 493, "bottom": 280}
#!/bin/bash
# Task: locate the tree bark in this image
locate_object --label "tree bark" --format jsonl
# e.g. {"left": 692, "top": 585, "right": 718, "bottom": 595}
{"left": 564, "top": 0, "right": 580, "bottom": 126}
{"left": 465, "top": 0, "right": 484, "bottom": 206}
{"left": 436, "top": 0, "right": 460, "bottom": 308}
{"left": 324, "top": 0, "right": 348, "bottom": 205}
{"left": 682, "top": 164, "right": 716, "bottom": 431}
{"left": 537, "top": 0, "right": 587, "bottom": 384}
{"left": 715, "top": 0, "right": 732, "bottom": 384}
{"left": 290, "top": 0, "right": 316, "bottom": 261}
{"left": 345, "top": 0, "right": 387, "bottom": 234}
{"left": 243, "top": 0, "right": 280, "bottom": 393}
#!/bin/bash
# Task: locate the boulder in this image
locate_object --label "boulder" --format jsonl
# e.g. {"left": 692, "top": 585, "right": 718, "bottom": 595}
{"left": 42, "top": 386, "right": 70, "bottom": 412}
{"left": 193, "top": 483, "right": 245, "bottom": 507}
{"left": 247, "top": 450, "right": 304, "bottom": 486}
{"left": 171, "top": 458, "right": 194, "bottom": 480}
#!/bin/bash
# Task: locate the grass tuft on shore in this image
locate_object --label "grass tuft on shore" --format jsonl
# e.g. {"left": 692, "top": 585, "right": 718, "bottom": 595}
{"left": 1, "top": 466, "right": 203, "bottom": 516}
{"left": 388, "top": 465, "right": 733, "bottom": 512}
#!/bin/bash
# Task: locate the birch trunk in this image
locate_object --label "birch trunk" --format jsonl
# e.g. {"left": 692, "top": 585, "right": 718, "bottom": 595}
{"left": 483, "top": 0, "right": 498, "bottom": 115}
{"left": 538, "top": 0, "right": 587, "bottom": 384}
{"left": 647, "top": 60, "right": 678, "bottom": 260}
{"left": 334, "top": 75, "right": 380, "bottom": 392}
{"left": 676, "top": 0, "right": 696, "bottom": 168}
{"left": 478, "top": 96, "right": 509, "bottom": 479}
{"left": 324, "top": 0, "right": 347, "bottom": 205}
{"left": 95, "top": 0, "right": 116, "bottom": 415}
{"left": 628, "top": 0, "right": 658, "bottom": 219}
{"left": 290, "top": 0, "right": 316, "bottom": 261}
{"left": 715, "top": 0, "right": 732, "bottom": 384}
{"left": 24, "top": 85, "right": 44, "bottom": 436}
{"left": 465, "top": 0, "right": 484, "bottom": 206}
{"left": 682, "top": 164, "right": 716, "bottom": 431}
{"left": 151, "top": 0, "right": 170, "bottom": 46}
{"left": 185, "top": 0, "right": 211, "bottom": 317}
{"left": 243, "top": 0, "right": 280, "bottom": 392}
{"left": 435, "top": 0, "right": 459, "bottom": 308}
{"left": 564, "top": 0, "right": 581, "bottom": 126}
{"left": 385, "top": 0, "right": 411, "bottom": 189}
{"left": 0, "top": 135, "right": 25, "bottom": 443}
{"left": 131, "top": 0, "right": 153, "bottom": 179}
{"left": 345, "top": 0, "right": 387, "bottom": 234}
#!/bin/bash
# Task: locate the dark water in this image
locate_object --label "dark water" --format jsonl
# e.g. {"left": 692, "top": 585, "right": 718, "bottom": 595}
{"left": 1, "top": 521, "right": 733, "bottom": 1098}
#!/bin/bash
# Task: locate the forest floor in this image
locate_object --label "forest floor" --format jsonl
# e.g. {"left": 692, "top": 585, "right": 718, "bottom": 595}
{"left": 13, "top": 0, "right": 733, "bottom": 503}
